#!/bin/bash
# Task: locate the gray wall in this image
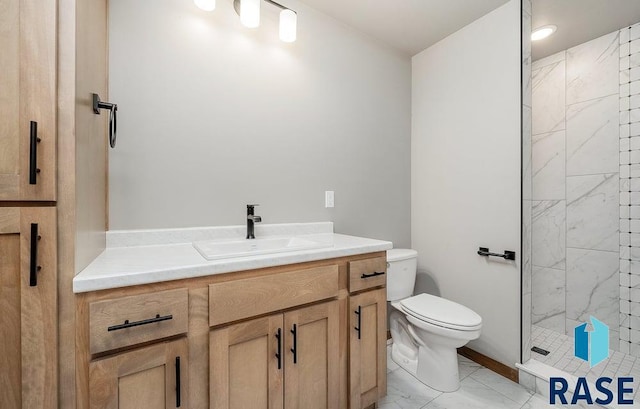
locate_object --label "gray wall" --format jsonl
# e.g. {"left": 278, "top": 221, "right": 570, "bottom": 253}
{"left": 411, "top": 0, "right": 521, "bottom": 368}
{"left": 108, "top": 0, "right": 411, "bottom": 247}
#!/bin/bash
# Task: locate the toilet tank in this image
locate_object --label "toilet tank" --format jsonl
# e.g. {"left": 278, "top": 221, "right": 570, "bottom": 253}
{"left": 386, "top": 249, "right": 418, "bottom": 301}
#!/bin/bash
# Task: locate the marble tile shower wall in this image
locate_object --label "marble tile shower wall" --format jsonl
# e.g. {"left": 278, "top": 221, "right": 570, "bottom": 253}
{"left": 619, "top": 22, "right": 640, "bottom": 356}
{"left": 531, "top": 30, "right": 621, "bottom": 351}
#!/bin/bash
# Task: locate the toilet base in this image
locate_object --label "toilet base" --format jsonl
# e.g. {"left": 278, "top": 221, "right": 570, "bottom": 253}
{"left": 417, "top": 342, "right": 460, "bottom": 392}
{"left": 391, "top": 342, "right": 461, "bottom": 392}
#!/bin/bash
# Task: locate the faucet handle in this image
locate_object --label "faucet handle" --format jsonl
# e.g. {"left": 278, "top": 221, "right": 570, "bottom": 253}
{"left": 247, "top": 204, "right": 260, "bottom": 208}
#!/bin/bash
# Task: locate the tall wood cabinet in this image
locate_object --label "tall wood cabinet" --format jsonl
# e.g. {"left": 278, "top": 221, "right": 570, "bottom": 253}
{"left": 0, "top": 0, "right": 57, "bottom": 201}
{"left": 0, "top": 0, "right": 60, "bottom": 407}
{"left": 1, "top": 0, "right": 109, "bottom": 406}
{"left": 0, "top": 207, "right": 57, "bottom": 409}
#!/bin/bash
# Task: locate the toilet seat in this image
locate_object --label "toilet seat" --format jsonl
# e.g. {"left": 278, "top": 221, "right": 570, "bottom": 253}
{"left": 399, "top": 293, "right": 482, "bottom": 331}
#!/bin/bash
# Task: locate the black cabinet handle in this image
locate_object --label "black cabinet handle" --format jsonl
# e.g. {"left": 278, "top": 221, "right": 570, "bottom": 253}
{"left": 477, "top": 247, "right": 516, "bottom": 260}
{"left": 361, "top": 271, "right": 385, "bottom": 279}
{"left": 290, "top": 324, "right": 297, "bottom": 364}
{"left": 29, "top": 223, "right": 41, "bottom": 287}
{"left": 107, "top": 314, "right": 173, "bottom": 332}
{"left": 275, "top": 328, "right": 282, "bottom": 370}
{"left": 354, "top": 306, "right": 361, "bottom": 340}
{"left": 175, "top": 356, "right": 181, "bottom": 408}
{"left": 29, "top": 121, "right": 40, "bottom": 184}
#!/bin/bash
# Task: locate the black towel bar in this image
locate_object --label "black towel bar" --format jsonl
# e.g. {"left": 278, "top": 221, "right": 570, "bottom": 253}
{"left": 477, "top": 247, "right": 516, "bottom": 260}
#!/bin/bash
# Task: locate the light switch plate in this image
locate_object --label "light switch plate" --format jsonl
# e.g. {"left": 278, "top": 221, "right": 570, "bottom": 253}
{"left": 325, "top": 191, "right": 334, "bottom": 208}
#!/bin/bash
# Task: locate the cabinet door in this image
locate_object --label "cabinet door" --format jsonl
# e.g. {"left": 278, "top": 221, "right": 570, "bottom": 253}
{"left": 89, "top": 338, "right": 188, "bottom": 409}
{"left": 0, "top": 207, "right": 57, "bottom": 409}
{"left": 0, "top": 0, "right": 56, "bottom": 200}
{"left": 349, "top": 288, "right": 387, "bottom": 409}
{"left": 284, "top": 301, "right": 339, "bottom": 409}
{"left": 210, "top": 315, "right": 284, "bottom": 409}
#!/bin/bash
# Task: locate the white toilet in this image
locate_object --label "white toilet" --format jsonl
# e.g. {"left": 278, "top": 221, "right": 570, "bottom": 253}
{"left": 387, "top": 248, "right": 482, "bottom": 392}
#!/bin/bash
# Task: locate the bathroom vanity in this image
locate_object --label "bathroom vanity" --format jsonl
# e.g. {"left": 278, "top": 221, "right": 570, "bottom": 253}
{"left": 74, "top": 224, "right": 391, "bottom": 409}
{"left": 0, "top": 0, "right": 405, "bottom": 407}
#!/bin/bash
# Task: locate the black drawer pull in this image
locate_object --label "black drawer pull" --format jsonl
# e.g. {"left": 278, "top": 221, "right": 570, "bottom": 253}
{"left": 175, "top": 356, "right": 181, "bottom": 407}
{"left": 275, "top": 328, "right": 282, "bottom": 370}
{"left": 290, "top": 324, "right": 297, "bottom": 364}
{"left": 107, "top": 314, "right": 173, "bottom": 332}
{"left": 29, "top": 223, "right": 41, "bottom": 287}
{"left": 29, "top": 121, "right": 41, "bottom": 184}
{"left": 361, "top": 271, "right": 385, "bottom": 279}
{"left": 354, "top": 306, "right": 361, "bottom": 340}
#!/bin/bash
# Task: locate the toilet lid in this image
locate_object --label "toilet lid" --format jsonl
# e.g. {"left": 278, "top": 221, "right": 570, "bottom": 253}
{"left": 400, "top": 294, "right": 482, "bottom": 331}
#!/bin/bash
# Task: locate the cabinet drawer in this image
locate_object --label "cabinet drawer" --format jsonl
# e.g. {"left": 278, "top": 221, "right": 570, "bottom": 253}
{"left": 209, "top": 265, "right": 339, "bottom": 326}
{"left": 348, "top": 257, "right": 387, "bottom": 293}
{"left": 89, "top": 288, "right": 189, "bottom": 354}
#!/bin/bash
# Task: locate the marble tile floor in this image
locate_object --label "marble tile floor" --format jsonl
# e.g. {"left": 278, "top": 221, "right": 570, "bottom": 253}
{"left": 381, "top": 345, "right": 545, "bottom": 409}
{"left": 529, "top": 325, "right": 640, "bottom": 400}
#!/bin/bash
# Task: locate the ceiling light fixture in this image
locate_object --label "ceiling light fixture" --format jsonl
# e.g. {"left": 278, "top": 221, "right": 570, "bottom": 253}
{"left": 195, "top": 0, "right": 297, "bottom": 43}
{"left": 278, "top": 8, "right": 297, "bottom": 42}
{"left": 233, "top": 0, "right": 297, "bottom": 42}
{"left": 194, "top": 0, "right": 216, "bottom": 11}
{"left": 531, "top": 25, "right": 557, "bottom": 41}
{"left": 239, "top": 0, "right": 261, "bottom": 28}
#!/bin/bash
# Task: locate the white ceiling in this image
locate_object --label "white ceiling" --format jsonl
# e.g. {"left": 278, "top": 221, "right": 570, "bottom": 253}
{"left": 532, "top": 0, "right": 640, "bottom": 61}
{"left": 298, "top": 0, "right": 509, "bottom": 56}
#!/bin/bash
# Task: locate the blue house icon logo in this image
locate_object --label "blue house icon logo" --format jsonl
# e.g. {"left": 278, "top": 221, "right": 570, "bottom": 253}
{"left": 574, "top": 316, "right": 609, "bottom": 368}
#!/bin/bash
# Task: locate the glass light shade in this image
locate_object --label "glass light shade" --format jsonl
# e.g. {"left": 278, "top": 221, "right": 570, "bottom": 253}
{"left": 279, "top": 9, "right": 297, "bottom": 42}
{"left": 194, "top": 0, "right": 215, "bottom": 11}
{"left": 240, "top": 0, "right": 261, "bottom": 28}
{"left": 531, "top": 25, "right": 556, "bottom": 41}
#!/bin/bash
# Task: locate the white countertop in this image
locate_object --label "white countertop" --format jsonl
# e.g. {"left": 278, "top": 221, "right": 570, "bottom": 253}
{"left": 74, "top": 223, "right": 393, "bottom": 293}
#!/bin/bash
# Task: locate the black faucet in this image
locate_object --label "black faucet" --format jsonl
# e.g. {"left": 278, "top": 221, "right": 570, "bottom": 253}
{"left": 246, "top": 204, "right": 262, "bottom": 239}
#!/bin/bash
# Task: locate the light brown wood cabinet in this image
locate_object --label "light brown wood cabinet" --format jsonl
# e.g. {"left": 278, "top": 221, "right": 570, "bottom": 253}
{"left": 88, "top": 288, "right": 189, "bottom": 355}
{"left": 283, "top": 301, "right": 340, "bottom": 409}
{"left": 210, "top": 301, "right": 339, "bottom": 409}
{"left": 1, "top": 1, "right": 61, "bottom": 407}
{"left": 349, "top": 288, "right": 387, "bottom": 409}
{"left": 0, "top": 0, "right": 57, "bottom": 201}
{"left": 79, "top": 252, "right": 387, "bottom": 409}
{"left": 347, "top": 256, "right": 387, "bottom": 409}
{"left": 0, "top": 207, "right": 57, "bottom": 409}
{"left": 89, "top": 338, "right": 188, "bottom": 409}
{"left": 2, "top": 0, "right": 113, "bottom": 407}
{"left": 82, "top": 289, "right": 190, "bottom": 409}
{"left": 210, "top": 314, "right": 284, "bottom": 409}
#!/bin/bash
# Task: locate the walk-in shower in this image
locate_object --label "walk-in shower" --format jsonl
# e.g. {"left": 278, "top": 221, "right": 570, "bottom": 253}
{"left": 521, "top": 0, "right": 640, "bottom": 394}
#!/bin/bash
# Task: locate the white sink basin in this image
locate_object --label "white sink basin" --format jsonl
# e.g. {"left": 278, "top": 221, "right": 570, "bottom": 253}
{"left": 193, "top": 236, "right": 332, "bottom": 261}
